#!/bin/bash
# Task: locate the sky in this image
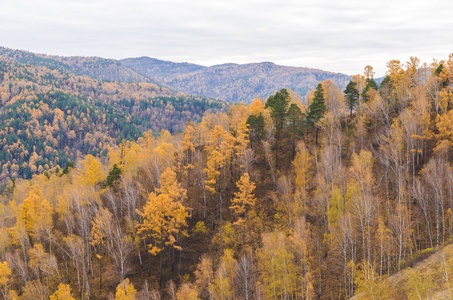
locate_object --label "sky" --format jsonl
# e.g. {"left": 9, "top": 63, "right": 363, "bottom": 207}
{"left": 1, "top": 0, "right": 452, "bottom": 77}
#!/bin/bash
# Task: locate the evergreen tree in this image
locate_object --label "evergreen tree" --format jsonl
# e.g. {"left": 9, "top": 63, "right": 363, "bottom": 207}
{"left": 103, "top": 164, "right": 122, "bottom": 189}
{"left": 362, "top": 78, "right": 379, "bottom": 102}
{"left": 286, "top": 104, "right": 304, "bottom": 159}
{"left": 344, "top": 80, "right": 359, "bottom": 117}
{"left": 246, "top": 113, "right": 265, "bottom": 148}
{"left": 265, "top": 89, "right": 290, "bottom": 165}
{"left": 307, "top": 83, "right": 326, "bottom": 124}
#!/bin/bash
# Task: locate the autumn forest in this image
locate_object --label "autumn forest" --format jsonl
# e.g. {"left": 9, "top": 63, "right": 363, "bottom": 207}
{"left": 1, "top": 49, "right": 453, "bottom": 300}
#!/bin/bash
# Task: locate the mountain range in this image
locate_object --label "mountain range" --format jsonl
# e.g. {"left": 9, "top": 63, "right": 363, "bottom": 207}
{"left": 120, "top": 57, "right": 352, "bottom": 102}
{"left": 1, "top": 46, "right": 351, "bottom": 103}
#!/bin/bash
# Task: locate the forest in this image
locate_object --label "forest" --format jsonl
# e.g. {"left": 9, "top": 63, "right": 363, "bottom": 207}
{"left": 0, "top": 57, "right": 225, "bottom": 183}
{"left": 0, "top": 54, "right": 453, "bottom": 300}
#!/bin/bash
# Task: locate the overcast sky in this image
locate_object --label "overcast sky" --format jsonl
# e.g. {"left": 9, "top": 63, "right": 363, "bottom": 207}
{"left": 1, "top": 0, "right": 452, "bottom": 76}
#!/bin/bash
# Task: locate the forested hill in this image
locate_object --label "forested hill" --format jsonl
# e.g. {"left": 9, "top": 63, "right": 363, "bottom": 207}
{"left": 0, "top": 47, "right": 351, "bottom": 103}
{"left": 1, "top": 55, "right": 453, "bottom": 299}
{"left": 0, "top": 55, "right": 226, "bottom": 182}
{"left": 0, "top": 47, "right": 151, "bottom": 83}
{"left": 121, "top": 58, "right": 351, "bottom": 102}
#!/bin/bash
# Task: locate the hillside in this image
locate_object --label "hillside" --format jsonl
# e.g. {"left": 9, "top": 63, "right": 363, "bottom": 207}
{"left": 0, "top": 47, "right": 151, "bottom": 83}
{"left": 121, "top": 58, "right": 351, "bottom": 102}
{"left": 0, "top": 55, "right": 226, "bottom": 182}
{"left": 352, "top": 243, "right": 453, "bottom": 299}
{"left": 1, "top": 47, "right": 352, "bottom": 103}
{"left": 0, "top": 54, "right": 452, "bottom": 299}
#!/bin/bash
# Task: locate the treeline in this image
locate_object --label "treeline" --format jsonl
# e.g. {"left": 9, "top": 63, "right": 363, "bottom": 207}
{"left": 0, "top": 54, "right": 453, "bottom": 300}
{"left": 0, "top": 57, "right": 226, "bottom": 182}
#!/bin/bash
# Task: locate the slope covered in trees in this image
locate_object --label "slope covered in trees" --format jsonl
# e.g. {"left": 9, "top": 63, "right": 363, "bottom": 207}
{"left": 1, "top": 54, "right": 453, "bottom": 300}
{"left": 0, "top": 47, "right": 150, "bottom": 83}
{"left": 0, "top": 55, "right": 226, "bottom": 183}
{"left": 1, "top": 47, "right": 351, "bottom": 104}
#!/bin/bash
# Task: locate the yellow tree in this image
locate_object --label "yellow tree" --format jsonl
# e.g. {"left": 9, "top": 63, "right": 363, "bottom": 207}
{"left": 354, "top": 262, "right": 393, "bottom": 299}
{"left": 77, "top": 154, "right": 106, "bottom": 186}
{"left": 290, "top": 217, "right": 314, "bottom": 299}
{"left": 293, "top": 142, "right": 313, "bottom": 216}
{"left": 90, "top": 207, "right": 113, "bottom": 289}
{"left": 230, "top": 173, "right": 256, "bottom": 248}
{"left": 17, "top": 186, "right": 53, "bottom": 243}
{"left": 249, "top": 98, "right": 265, "bottom": 117}
{"left": 437, "top": 109, "right": 453, "bottom": 145}
{"left": 229, "top": 104, "right": 250, "bottom": 178}
{"left": 0, "top": 261, "right": 11, "bottom": 299}
{"left": 209, "top": 249, "right": 237, "bottom": 300}
{"left": 176, "top": 283, "right": 199, "bottom": 300}
{"left": 257, "top": 231, "right": 297, "bottom": 299}
{"left": 115, "top": 278, "right": 137, "bottom": 300}
{"left": 181, "top": 124, "right": 196, "bottom": 186}
{"left": 28, "top": 243, "right": 60, "bottom": 284}
{"left": 348, "top": 150, "right": 375, "bottom": 264}
{"left": 205, "top": 125, "right": 234, "bottom": 256}
{"left": 49, "top": 284, "right": 75, "bottom": 300}
{"left": 137, "top": 169, "right": 188, "bottom": 287}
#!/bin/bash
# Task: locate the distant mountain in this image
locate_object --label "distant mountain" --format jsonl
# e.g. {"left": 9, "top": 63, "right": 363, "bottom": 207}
{"left": 0, "top": 47, "right": 151, "bottom": 83}
{"left": 0, "top": 47, "right": 352, "bottom": 103}
{"left": 121, "top": 56, "right": 206, "bottom": 78}
{"left": 121, "top": 58, "right": 352, "bottom": 102}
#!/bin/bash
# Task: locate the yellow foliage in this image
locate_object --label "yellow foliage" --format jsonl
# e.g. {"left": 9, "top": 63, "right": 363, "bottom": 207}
{"left": 17, "top": 186, "right": 53, "bottom": 238}
{"left": 77, "top": 154, "right": 106, "bottom": 186}
{"left": 159, "top": 167, "right": 186, "bottom": 202}
{"left": 257, "top": 231, "right": 297, "bottom": 299}
{"left": 49, "top": 284, "right": 75, "bottom": 300}
{"left": 115, "top": 278, "right": 137, "bottom": 300}
{"left": 209, "top": 249, "right": 236, "bottom": 300}
{"left": 437, "top": 109, "right": 453, "bottom": 144}
{"left": 249, "top": 98, "right": 265, "bottom": 116}
{"left": 230, "top": 173, "right": 256, "bottom": 226}
{"left": 0, "top": 261, "right": 11, "bottom": 290}
{"left": 177, "top": 283, "right": 199, "bottom": 300}
{"left": 138, "top": 192, "right": 188, "bottom": 255}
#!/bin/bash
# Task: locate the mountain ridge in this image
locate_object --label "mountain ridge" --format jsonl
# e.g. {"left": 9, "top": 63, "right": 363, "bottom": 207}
{"left": 120, "top": 56, "right": 351, "bottom": 102}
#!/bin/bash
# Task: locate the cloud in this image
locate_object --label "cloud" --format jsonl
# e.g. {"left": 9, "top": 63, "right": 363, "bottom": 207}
{"left": 0, "top": 0, "right": 452, "bottom": 76}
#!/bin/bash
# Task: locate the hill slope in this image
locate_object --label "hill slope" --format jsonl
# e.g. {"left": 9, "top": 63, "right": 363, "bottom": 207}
{"left": 0, "top": 55, "right": 225, "bottom": 182}
{"left": 1, "top": 47, "right": 352, "bottom": 103}
{"left": 121, "top": 58, "right": 351, "bottom": 102}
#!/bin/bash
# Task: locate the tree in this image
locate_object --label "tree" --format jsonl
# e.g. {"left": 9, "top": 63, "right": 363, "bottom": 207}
{"left": 176, "top": 283, "right": 199, "bottom": 300}
{"left": 50, "top": 284, "right": 75, "bottom": 300}
{"left": 307, "top": 84, "right": 326, "bottom": 146}
{"left": 137, "top": 168, "right": 188, "bottom": 287}
{"left": 209, "top": 249, "right": 236, "bottom": 300}
{"left": 181, "top": 125, "right": 196, "bottom": 186}
{"left": 362, "top": 78, "right": 379, "bottom": 102}
{"left": 103, "top": 164, "right": 122, "bottom": 189}
{"left": 115, "top": 278, "right": 137, "bottom": 300}
{"left": 344, "top": 80, "right": 360, "bottom": 117}
{"left": 286, "top": 103, "right": 304, "bottom": 159}
{"left": 17, "top": 186, "right": 53, "bottom": 242}
{"left": 77, "top": 154, "right": 106, "bottom": 186}
{"left": 230, "top": 173, "right": 256, "bottom": 248}
{"left": 265, "top": 89, "right": 290, "bottom": 164}
{"left": 257, "top": 231, "right": 297, "bottom": 299}
{"left": 246, "top": 113, "right": 265, "bottom": 149}
{"left": 0, "top": 261, "right": 11, "bottom": 299}
{"left": 307, "top": 83, "right": 326, "bottom": 123}
{"left": 293, "top": 142, "right": 312, "bottom": 216}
